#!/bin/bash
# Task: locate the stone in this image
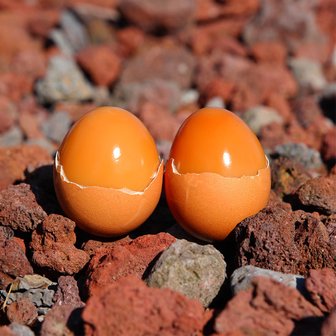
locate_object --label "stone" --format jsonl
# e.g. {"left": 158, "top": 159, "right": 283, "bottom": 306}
{"left": 41, "top": 111, "right": 71, "bottom": 143}
{"left": 18, "top": 112, "right": 43, "bottom": 140}
{"left": 242, "top": 105, "right": 283, "bottom": 135}
{"left": 250, "top": 41, "right": 287, "bottom": 65}
{"left": 53, "top": 276, "right": 84, "bottom": 307}
{"left": 231, "top": 265, "right": 305, "bottom": 295}
{"left": 0, "top": 126, "right": 23, "bottom": 147}
{"left": 0, "top": 326, "right": 15, "bottom": 336}
{"left": 0, "top": 73, "right": 33, "bottom": 103}
{"left": 273, "top": 142, "right": 324, "bottom": 172}
{"left": 6, "top": 298, "right": 38, "bottom": 327}
{"left": 296, "top": 176, "right": 336, "bottom": 215}
{"left": 0, "top": 145, "right": 52, "bottom": 191}
{"left": 83, "top": 275, "right": 207, "bottom": 336}
{"left": 289, "top": 58, "right": 327, "bottom": 92}
{"left": 205, "top": 96, "right": 226, "bottom": 109}
{"left": 120, "top": 44, "right": 195, "bottom": 90}
{"left": 270, "top": 156, "right": 311, "bottom": 197}
{"left": 36, "top": 55, "right": 93, "bottom": 104}
{"left": 146, "top": 239, "right": 226, "bottom": 307}
{"left": 116, "top": 27, "right": 145, "bottom": 57}
{"left": 9, "top": 323, "right": 34, "bottom": 336}
{"left": 119, "top": 0, "right": 196, "bottom": 32}
{"left": 214, "top": 277, "right": 322, "bottom": 336}
{"left": 233, "top": 207, "right": 335, "bottom": 276}
{"left": 40, "top": 304, "right": 83, "bottom": 336}
{"left": 321, "top": 308, "right": 336, "bottom": 336}
{"left": 31, "top": 215, "right": 89, "bottom": 275}
{"left": 76, "top": 45, "right": 121, "bottom": 86}
{"left": 0, "top": 97, "right": 17, "bottom": 133}
{"left": 0, "top": 183, "right": 47, "bottom": 232}
{"left": 322, "top": 127, "right": 336, "bottom": 164}
{"left": 85, "top": 233, "right": 175, "bottom": 296}
{"left": 305, "top": 268, "right": 336, "bottom": 313}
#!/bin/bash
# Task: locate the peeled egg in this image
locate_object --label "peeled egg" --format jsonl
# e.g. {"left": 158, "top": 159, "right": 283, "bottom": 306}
{"left": 54, "top": 106, "right": 163, "bottom": 237}
{"left": 165, "top": 107, "right": 271, "bottom": 241}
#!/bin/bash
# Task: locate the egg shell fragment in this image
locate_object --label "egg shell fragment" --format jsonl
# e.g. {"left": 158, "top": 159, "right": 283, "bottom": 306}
{"left": 54, "top": 152, "right": 163, "bottom": 237}
{"left": 165, "top": 157, "right": 271, "bottom": 241}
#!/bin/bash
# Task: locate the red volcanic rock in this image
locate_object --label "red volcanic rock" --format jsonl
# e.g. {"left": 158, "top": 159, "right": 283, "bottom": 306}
{"left": 119, "top": 0, "right": 196, "bottom": 32}
{"left": 6, "top": 298, "right": 38, "bottom": 326}
{"left": 0, "top": 230, "right": 33, "bottom": 288}
{"left": 139, "top": 102, "right": 180, "bottom": 141}
{"left": 83, "top": 275, "right": 207, "bottom": 336}
{"left": 0, "top": 97, "right": 17, "bottom": 133}
{"left": 0, "top": 184, "right": 47, "bottom": 232}
{"left": 202, "top": 78, "right": 235, "bottom": 103}
{"left": 233, "top": 207, "right": 335, "bottom": 276}
{"left": 116, "top": 27, "right": 146, "bottom": 57}
{"left": 0, "top": 326, "right": 15, "bottom": 336}
{"left": 85, "top": 233, "right": 175, "bottom": 296}
{"left": 265, "top": 93, "right": 293, "bottom": 121}
{"left": 295, "top": 176, "right": 336, "bottom": 215}
{"left": 321, "top": 308, "right": 336, "bottom": 336}
{"left": 214, "top": 277, "right": 322, "bottom": 336}
{"left": 76, "top": 45, "right": 121, "bottom": 86}
{"left": 305, "top": 268, "right": 336, "bottom": 313}
{"left": 322, "top": 127, "right": 336, "bottom": 164}
{"left": 53, "top": 276, "right": 84, "bottom": 307}
{"left": 250, "top": 41, "right": 287, "bottom": 65}
{"left": 0, "top": 145, "right": 52, "bottom": 191}
{"left": 31, "top": 215, "right": 89, "bottom": 275}
{"left": 0, "top": 73, "right": 34, "bottom": 103}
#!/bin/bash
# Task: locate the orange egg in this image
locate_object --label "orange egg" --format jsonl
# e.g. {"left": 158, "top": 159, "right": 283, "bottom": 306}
{"left": 165, "top": 107, "right": 271, "bottom": 241}
{"left": 54, "top": 106, "right": 163, "bottom": 237}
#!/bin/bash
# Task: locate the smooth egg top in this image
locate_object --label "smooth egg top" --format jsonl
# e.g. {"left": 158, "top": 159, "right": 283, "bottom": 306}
{"left": 169, "top": 107, "right": 267, "bottom": 177}
{"left": 59, "top": 106, "right": 160, "bottom": 191}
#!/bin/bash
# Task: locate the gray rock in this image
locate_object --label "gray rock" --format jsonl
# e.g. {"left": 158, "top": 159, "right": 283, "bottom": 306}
{"left": 289, "top": 58, "right": 327, "bottom": 92}
{"left": 25, "top": 138, "right": 56, "bottom": 155}
{"left": 49, "top": 29, "right": 74, "bottom": 57}
{"left": 42, "top": 112, "right": 71, "bottom": 143}
{"left": 231, "top": 265, "right": 305, "bottom": 295}
{"left": 9, "top": 323, "right": 34, "bottom": 336}
{"left": 243, "top": 106, "right": 283, "bottom": 135}
{"left": 205, "top": 96, "right": 226, "bottom": 109}
{"left": 274, "top": 142, "right": 324, "bottom": 171}
{"left": 181, "top": 89, "right": 199, "bottom": 105}
{"left": 36, "top": 55, "right": 93, "bottom": 104}
{"left": 146, "top": 239, "right": 226, "bottom": 307}
{"left": 0, "top": 126, "right": 23, "bottom": 147}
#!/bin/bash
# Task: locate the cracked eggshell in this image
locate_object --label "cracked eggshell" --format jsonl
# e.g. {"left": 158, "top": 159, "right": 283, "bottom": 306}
{"left": 54, "top": 152, "right": 163, "bottom": 237}
{"left": 164, "top": 157, "right": 271, "bottom": 241}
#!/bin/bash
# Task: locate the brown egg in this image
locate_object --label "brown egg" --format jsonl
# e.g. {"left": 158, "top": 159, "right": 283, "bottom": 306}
{"left": 165, "top": 107, "right": 271, "bottom": 241}
{"left": 54, "top": 106, "right": 163, "bottom": 237}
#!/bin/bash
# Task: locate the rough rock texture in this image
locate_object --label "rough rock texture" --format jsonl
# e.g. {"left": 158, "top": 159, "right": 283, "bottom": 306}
{"left": 0, "top": 145, "right": 51, "bottom": 191}
{"left": 230, "top": 265, "right": 304, "bottom": 295}
{"left": 305, "top": 268, "right": 336, "bottom": 313}
{"left": 0, "top": 326, "right": 15, "bottom": 336}
{"left": 321, "top": 308, "right": 336, "bottom": 336}
{"left": 40, "top": 304, "right": 83, "bottom": 336}
{"left": 0, "top": 184, "right": 46, "bottom": 232}
{"left": 120, "top": 0, "right": 196, "bottom": 32}
{"left": 6, "top": 298, "right": 38, "bottom": 327}
{"left": 31, "top": 215, "right": 89, "bottom": 275}
{"left": 146, "top": 239, "right": 226, "bottom": 307}
{"left": 9, "top": 323, "right": 34, "bottom": 336}
{"left": 36, "top": 55, "right": 93, "bottom": 104}
{"left": 76, "top": 45, "right": 121, "bottom": 86}
{"left": 85, "top": 233, "right": 175, "bottom": 296}
{"left": 270, "top": 156, "right": 310, "bottom": 197}
{"left": 83, "top": 275, "right": 207, "bottom": 336}
{"left": 233, "top": 206, "right": 335, "bottom": 276}
{"left": 295, "top": 176, "right": 336, "bottom": 215}
{"left": 214, "top": 277, "right": 322, "bottom": 336}
{"left": 0, "top": 230, "right": 33, "bottom": 288}
{"left": 53, "top": 276, "right": 84, "bottom": 307}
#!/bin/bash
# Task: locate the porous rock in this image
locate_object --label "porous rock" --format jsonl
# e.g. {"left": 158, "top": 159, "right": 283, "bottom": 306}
{"left": 296, "top": 175, "right": 336, "bottom": 215}
{"left": 146, "top": 239, "right": 226, "bottom": 307}
{"left": 305, "top": 268, "right": 336, "bottom": 313}
{"left": 0, "top": 184, "right": 47, "bottom": 232}
{"left": 230, "top": 265, "right": 304, "bottom": 295}
{"left": 321, "top": 308, "right": 336, "bottom": 336}
{"left": 53, "top": 276, "right": 84, "bottom": 307}
{"left": 214, "top": 277, "right": 322, "bottom": 336}
{"left": 233, "top": 207, "right": 335, "bottom": 276}
{"left": 83, "top": 275, "right": 207, "bottom": 336}
{"left": 31, "top": 215, "right": 89, "bottom": 275}
{"left": 6, "top": 298, "right": 38, "bottom": 327}
{"left": 85, "top": 232, "right": 175, "bottom": 296}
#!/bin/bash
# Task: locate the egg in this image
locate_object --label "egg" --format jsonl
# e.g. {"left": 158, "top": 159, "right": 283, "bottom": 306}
{"left": 165, "top": 107, "right": 271, "bottom": 241}
{"left": 54, "top": 106, "right": 163, "bottom": 237}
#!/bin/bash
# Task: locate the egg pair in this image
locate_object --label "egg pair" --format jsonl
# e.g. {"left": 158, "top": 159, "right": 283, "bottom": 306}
{"left": 54, "top": 106, "right": 270, "bottom": 241}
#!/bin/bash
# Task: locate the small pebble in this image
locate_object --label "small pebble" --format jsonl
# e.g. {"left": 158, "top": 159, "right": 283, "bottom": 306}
{"left": 0, "top": 127, "right": 23, "bottom": 147}
{"left": 42, "top": 111, "right": 71, "bottom": 143}
{"left": 9, "top": 323, "right": 34, "bottom": 336}
{"left": 205, "top": 96, "right": 225, "bottom": 109}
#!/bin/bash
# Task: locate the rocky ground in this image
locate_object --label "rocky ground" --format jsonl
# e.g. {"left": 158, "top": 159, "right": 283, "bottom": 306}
{"left": 0, "top": 0, "right": 335, "bottom": 335}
